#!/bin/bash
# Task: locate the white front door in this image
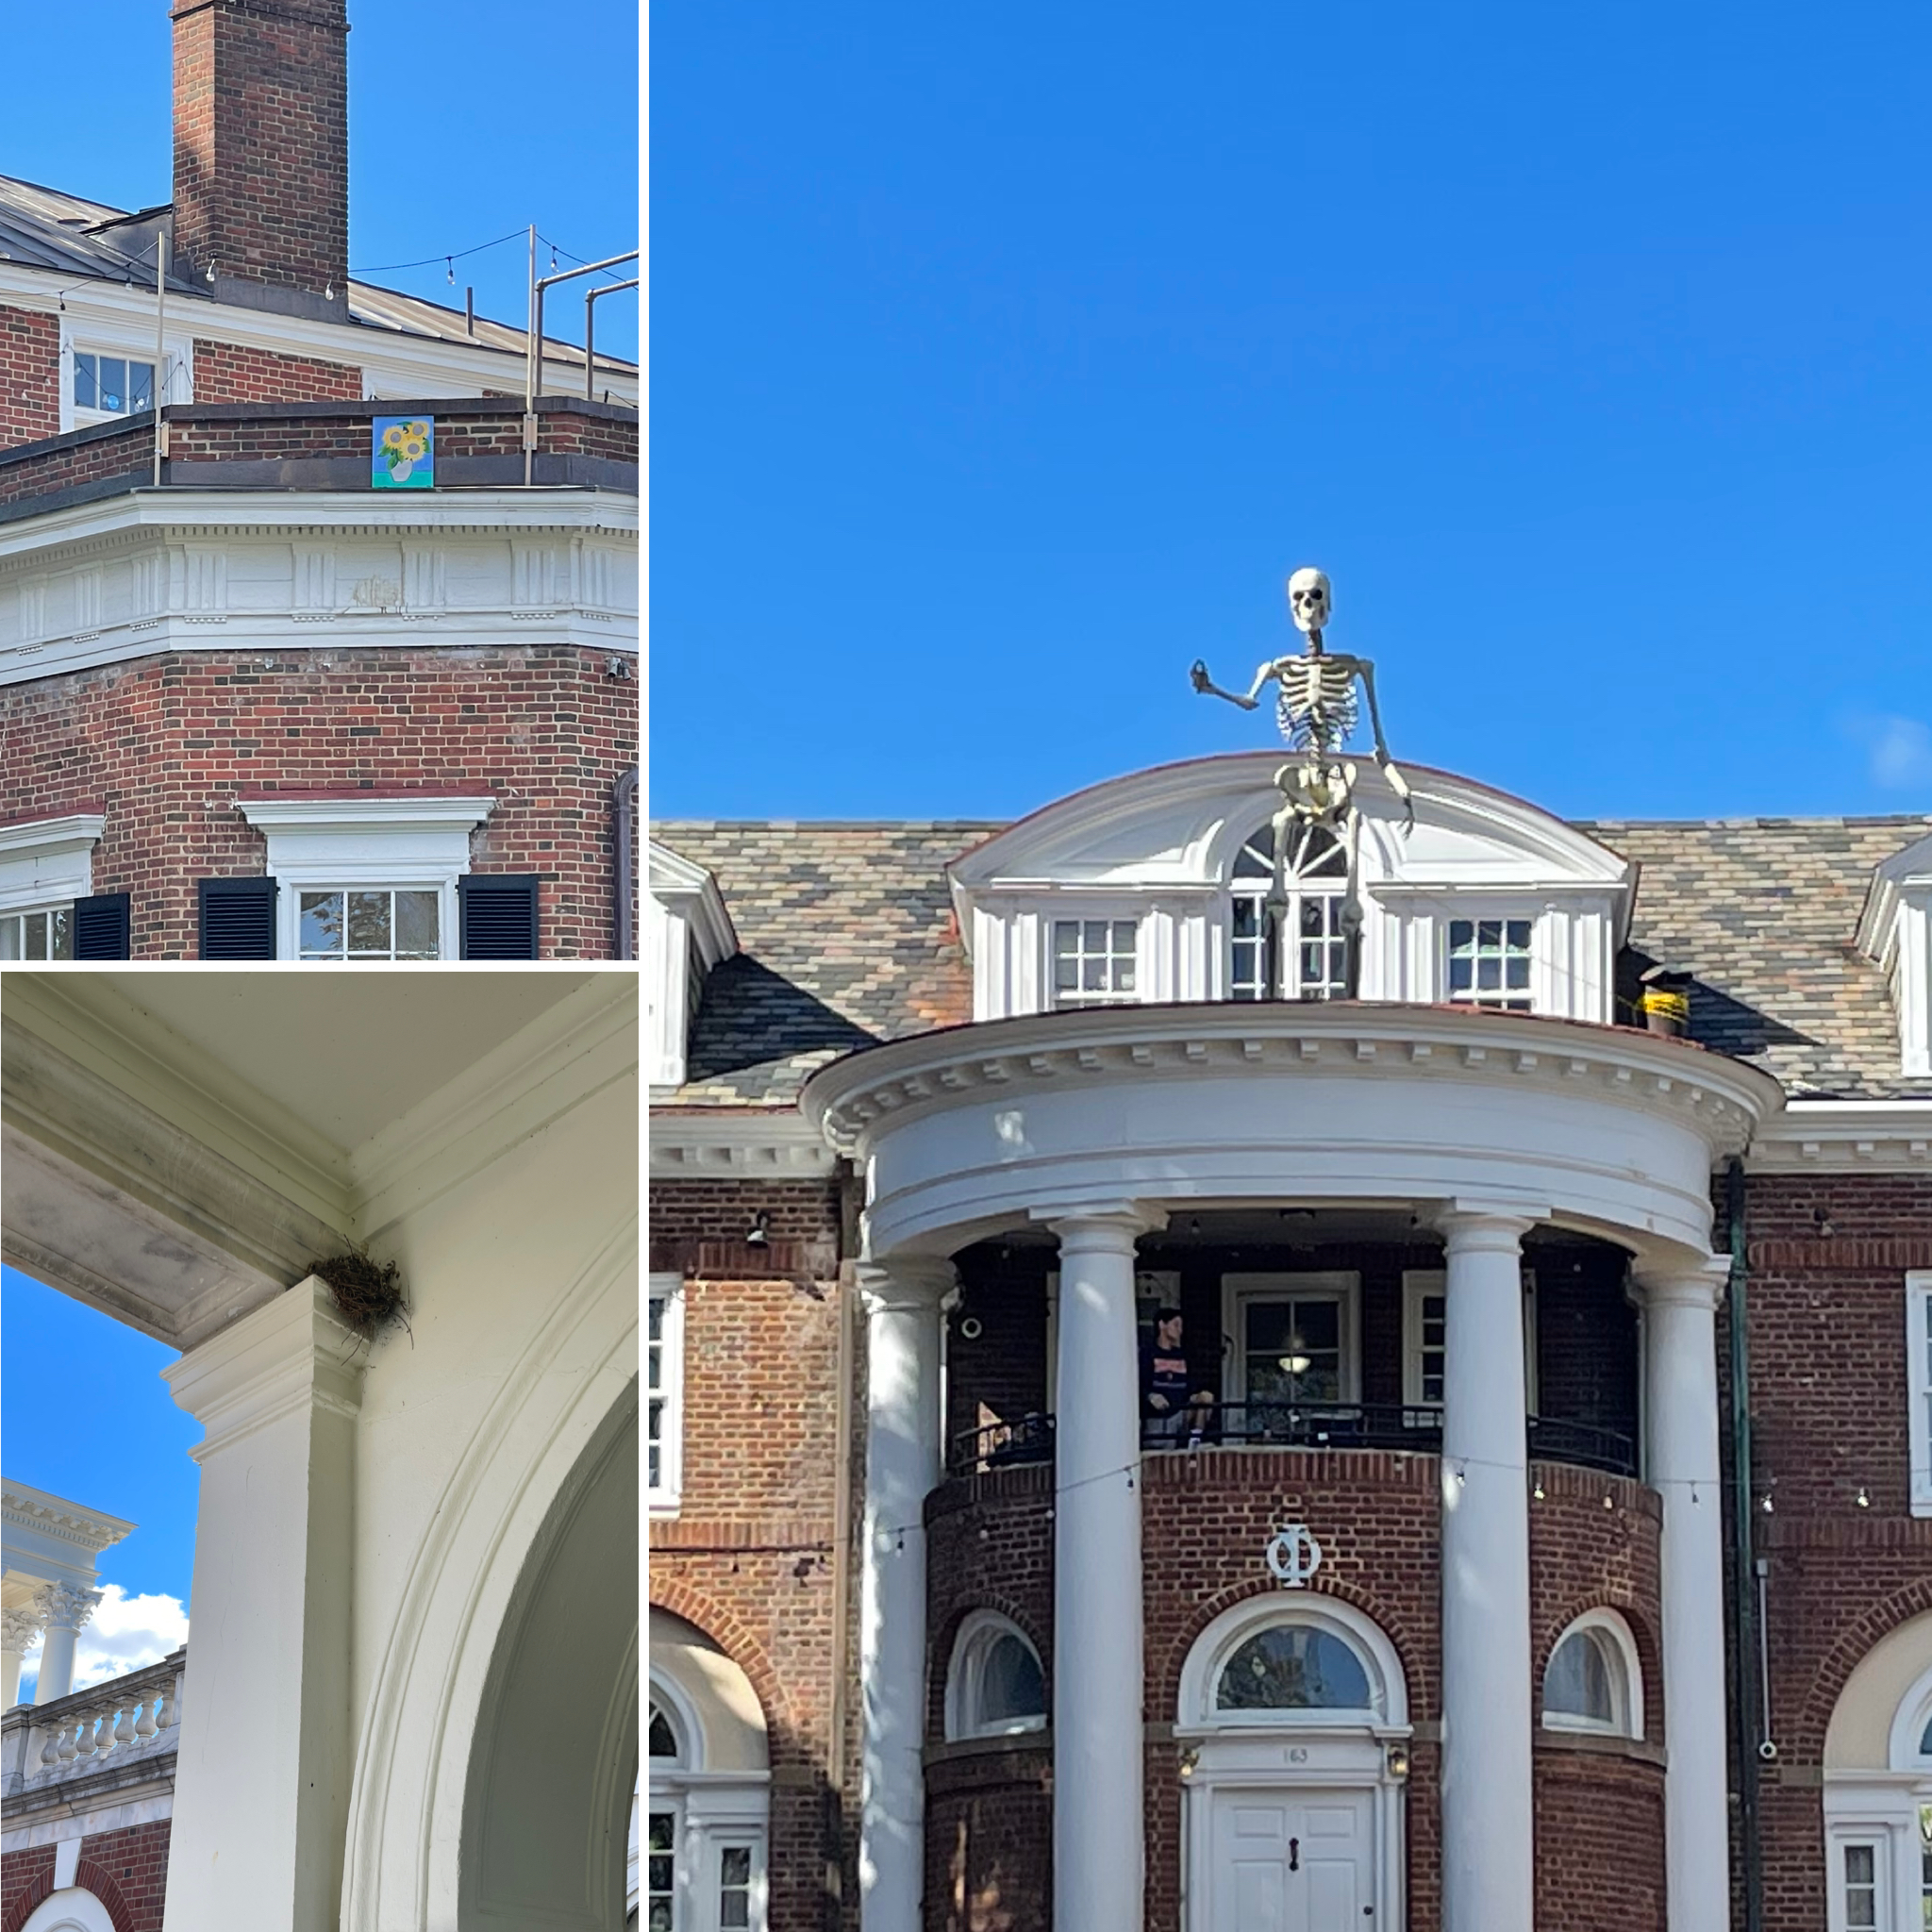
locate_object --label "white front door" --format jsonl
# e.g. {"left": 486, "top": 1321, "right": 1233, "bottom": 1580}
{"left": 1208, "top": 1787, "right": 1375, "bottom": 1932}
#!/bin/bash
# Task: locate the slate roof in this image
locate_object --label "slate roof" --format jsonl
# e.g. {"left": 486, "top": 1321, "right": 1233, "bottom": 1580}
{"left": 0, "top": 175, "right": 636, "bottom": 374}
{"left": 653, "top": 815, "right": 1932, "bottom": 1108}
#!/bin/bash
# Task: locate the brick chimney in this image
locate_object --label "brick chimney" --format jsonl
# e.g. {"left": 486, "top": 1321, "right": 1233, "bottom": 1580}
{"left": 171, "top": 0, "right": 351, "bottom": 321}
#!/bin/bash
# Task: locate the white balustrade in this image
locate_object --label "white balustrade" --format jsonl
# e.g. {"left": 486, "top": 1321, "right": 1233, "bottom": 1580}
{"left": 25, "top": 1659, "right": 183, "bottom": 1781}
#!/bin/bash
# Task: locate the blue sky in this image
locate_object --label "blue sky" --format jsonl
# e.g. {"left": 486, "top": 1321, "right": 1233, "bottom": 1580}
{"left": 653, "top": 2, "right": 1932, "bottom": 824}
{"left": 6, "top": 0, "right": 638, "bottom": 362}
{"left": 2, "top": 1267, "right": 201, "bottom": 1613}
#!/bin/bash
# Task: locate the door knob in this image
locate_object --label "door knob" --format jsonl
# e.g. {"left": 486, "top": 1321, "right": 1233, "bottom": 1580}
{"left": 1288, "top": 1837, "right": 1299, "bottom": 1872}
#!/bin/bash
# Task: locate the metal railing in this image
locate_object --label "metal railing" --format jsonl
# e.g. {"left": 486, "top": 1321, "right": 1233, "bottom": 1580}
{"left": 947, "top": 1407, "right": 1636, "bottom": 1478}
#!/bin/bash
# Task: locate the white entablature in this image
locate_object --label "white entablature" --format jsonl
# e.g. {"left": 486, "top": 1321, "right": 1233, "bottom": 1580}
{"left": 0, "top": 490, "right": 639, "bottom": 685}
{"left": 949, "top": 754, "right": 1637, "bottom": 1024}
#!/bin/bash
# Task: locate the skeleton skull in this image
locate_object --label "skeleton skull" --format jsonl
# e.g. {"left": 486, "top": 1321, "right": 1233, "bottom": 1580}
{"left": 1286, "top": 566, "right": 1331, "bottom": 636}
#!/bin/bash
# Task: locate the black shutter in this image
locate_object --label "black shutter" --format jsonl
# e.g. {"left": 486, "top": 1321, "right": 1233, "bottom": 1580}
{"left": 72, "top": 893, "right": 131, "bottom": 960}
{"left": 198, "top": 876, "right": 277, "bottom": 959}
{"left": 458, "top": 874, "right": 540, "bottom": 959}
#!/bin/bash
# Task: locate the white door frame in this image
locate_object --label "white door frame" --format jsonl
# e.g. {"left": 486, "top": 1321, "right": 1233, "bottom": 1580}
{"left": 1180, "top": 1732, "right": 1406, "bottom": 1932}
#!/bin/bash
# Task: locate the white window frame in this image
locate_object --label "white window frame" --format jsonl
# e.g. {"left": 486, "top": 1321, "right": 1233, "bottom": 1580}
{"left": 1444, "top": 913, "right": 1538, "bottom": 1011}
{"left": 291, "top": 885, "right": 445, "bottom": 960}
{"left": 1402, "top": 1268, "right": 1539, "bottom": 1412}
{"left": 1221, "top": 1273, "right": 1362, "bottom": 1407}
{"left": 1047, "top": 913, "right": 1142, "bottom": 1009}
{"left": 649, "top": 1274, "right": 686, "bottom": 1515}
{"left": 1541, "top": 1607, "right": 1645, "bottom": 1740}
{"left": 58, "top": 316, "right": 192, "bottom": 435}
{"left": 1227, "top": 820, "right": 1351, "bottom": 1003}
{"left": 1909, "top": 1274, "right": 1932, "bottom": 1519}
{"left": 944, "top": 1609, "right": 1047, "bottom": 1740}
{"left": 238, "top": 797, "right": 493, "bottom": 962}
{"left": 0, "top": 813, "right": 102, "bottom": 921}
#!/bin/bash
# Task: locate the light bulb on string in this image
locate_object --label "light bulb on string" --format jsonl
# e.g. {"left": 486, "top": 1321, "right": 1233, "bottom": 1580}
{"left": 446, "top": 257, "right": 455, "bottom": 285}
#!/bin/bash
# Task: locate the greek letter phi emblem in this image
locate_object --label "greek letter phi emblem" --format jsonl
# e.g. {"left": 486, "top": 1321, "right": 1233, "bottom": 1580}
{"left": 1265, "top": 1523, "right": 1323, "bottom": 1590}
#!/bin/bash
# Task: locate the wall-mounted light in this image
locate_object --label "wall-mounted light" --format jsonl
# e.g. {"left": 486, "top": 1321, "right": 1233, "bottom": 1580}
{"left": 959, "top": 1316, "right": 984, "bottom": 1341}
{"left": 1531, "top": 1479, "right": 1545, "bottom": 1503}
{"left": 745, "top": 1212, "right": 769, "bottom": 1248}
{"left": 1760, "top": 1491, "right": 1775, "bottom": 1515}
{"left": 1178, "top": 1746, "right": 1200, "bottom": 1781}
{"left": 1385, "top": 1743, "right": 1410, "bottom": 1780}
{"left": 1855, "top": 1487, "right": 1871, "bottom": 1508}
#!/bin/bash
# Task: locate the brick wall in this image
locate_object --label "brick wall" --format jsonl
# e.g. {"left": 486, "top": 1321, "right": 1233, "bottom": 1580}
{"left": 0, "top": 1820, "right": 166, "bottom": 1932}
{"left": 1532, "top": 1742, "right": 1666, "bottom": 1932}
{"left": 649, "top": 1176, "right": 859, "bottom": 1932}
{"left": 924, "top": 1743, "right": 1051, "bottom": 1932}
{"left": 0, "top": 1844, "right": 55, "bottom": 1932}
{"left": 1725, "top": 1171, "right": 1932, "bottom": 1932}
{"left": 1, "top": 307, "right": 60, "bottom": 449}
{"left": 0, "top": 644, "right": 637, "bottom": 958}
{"left": 191, "top": 338, "right": 360, "bottom": 404}
{"left": 172, "top": 0, "right": 348, "bottom": 298}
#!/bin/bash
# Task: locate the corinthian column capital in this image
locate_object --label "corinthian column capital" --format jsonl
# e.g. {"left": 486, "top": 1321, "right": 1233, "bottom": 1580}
{"left": 39, "top": 1584, "right": 105, "bottom": 1634}
{"left": 0, "top": 1605, "right": 48, "bottom": 1652}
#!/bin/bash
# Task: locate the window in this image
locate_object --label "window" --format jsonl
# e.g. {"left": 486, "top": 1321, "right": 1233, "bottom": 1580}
{"left": 297, "top": 889, "right": 441, "bottom": 960}
{"left": 648, "top": 1277, "right": 685, "bottom": 1512}
{"left": 1224, "top": 1274, "right": 1360, "bottom": 1412}
{"left": 1230, "top": 822, "right": 1349, "bottom": 1001}
{"left": 0, "top": 906, "right": 74, "bottom": 959}
{"left": 1910, "top": 1274, "right": 1932, "bottom": 1519}
{"left": 1402, "top": 1269, "right": 1539, "bottom": 1411}
{"left": 1050, "top": 918, "right": 1139, "bottom": 1008}
{"left": 1448, "top": 917, "right": 1534, "bottom": 1010}
{"left": 646, "top": 1809, "right": 678, "bottom": 1931}
{"left": 1541, "top": 1610, "right": 1643, "bottom": 1739}
{"left": 74, "top": 352, "right": 154, "bottom": 415}
{"left": 1213, "top": 1621, "right": 1375, "bottom": 1717}
{"left": 1841, "top": 1842, "right": 1880, "bottom": 1929}
{"left": 945, "top": 1611, "right": 1047, "bottom": 1740}
{"left": 717, "top": 1845, "right": 755, "bottom": 1929}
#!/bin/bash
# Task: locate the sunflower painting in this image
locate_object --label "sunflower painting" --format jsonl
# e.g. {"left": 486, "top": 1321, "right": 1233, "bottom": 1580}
{"left": 372, "top": 415, "right": 434, "bottom": 489}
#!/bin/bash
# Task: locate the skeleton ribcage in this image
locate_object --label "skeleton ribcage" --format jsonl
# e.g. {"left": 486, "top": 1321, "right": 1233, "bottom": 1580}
{"left": 1276, "top": 677, "right": 1357, "bottom": 753}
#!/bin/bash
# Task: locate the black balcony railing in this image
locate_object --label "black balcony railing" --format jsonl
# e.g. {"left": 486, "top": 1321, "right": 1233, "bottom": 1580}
{"left": 946, "top": 1405, "right": 1636, "bottom": 1479}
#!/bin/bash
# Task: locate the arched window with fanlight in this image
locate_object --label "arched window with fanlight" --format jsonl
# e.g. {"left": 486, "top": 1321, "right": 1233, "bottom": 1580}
{"left": 1229, "top": 821, "right": 1350, "bottom": 1002}
{"left": 944, "top": 1611, "right": 1048, "bottom": 1740}
{"left": 1541, "top": 1609, "right": 1644, "bottom": 1740}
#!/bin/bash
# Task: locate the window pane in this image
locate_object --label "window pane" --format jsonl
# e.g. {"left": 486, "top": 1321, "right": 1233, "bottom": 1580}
{"left": 25, "top": 912, "right": 47, "bottom": 959}
{"left": 1507, "top": 954, "right": 1531, "bottom": 989}
{"left": 720, "top": 1895, "right": 749, "bottom": 1929}
{"left": 1053, "top": 924, "right": 1077, "bottom": 957}
{"left": 99, "top": 358, "right": 126, "bottom": 410}
{"left": 49, "top": 908, "right": 74, "bottom": 959}
{"left": 0, "top": 918, "right": 19, "bottom": 960}
{"left": 394, "top": 890, "right": 439, "bottom": 957}
{"left": 1448, "top": 956, "right": 1472, "bottom": 992}
{"left": 346, "top": 891, "right": 392, "bottom": 953}
{"left": 1477, "top": 956, "right": 1501, "bottom": 991}
{"left": 1545, "top": 1630, "right": 1615, "bottom": 1724}
{"left": 1448, "top": 919, "right": 1473, "bottom": 949}
{"left": 979, "top": 1633, "right": 1045, "bottom": 1725}
{"left": 75, "top": 353, "right": 97, "bottom": 408}
{"left": 1216, "top": 1625, "right": 1371, "bottom": 1711}
{"left": 648, "top": 1707, "right": 676, "bottom": 1757}
{"left": 301, "top": 891, "right": 343, "bottom": 954}
{"left": 129, "top": 360, "right": 154, "bottom": 410}
{"left": 721, "top": 1847, "right": 751, "bottom": 1887}
{"left": 1507, "top": 920, "right": 1532, "bottom": 949}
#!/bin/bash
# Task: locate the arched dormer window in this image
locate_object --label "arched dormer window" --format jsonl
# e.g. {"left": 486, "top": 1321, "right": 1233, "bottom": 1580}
{"left": 1541, "top": 1609, "right": 1644, "bottom": 1739}
{"left": 945, "top": 1611, "right": 1047, "bottom": 1740}
{"left": 1178, "top": 1597, "right": 1403, "bottom": 1730}
{"left": 1230, "top": 822, "right": 1349, "bottom": 1002}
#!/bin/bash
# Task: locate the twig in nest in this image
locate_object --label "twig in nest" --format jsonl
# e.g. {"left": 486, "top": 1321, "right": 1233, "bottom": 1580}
{"left": 308, "top": 1249, "right": 413, "bottom": 1347}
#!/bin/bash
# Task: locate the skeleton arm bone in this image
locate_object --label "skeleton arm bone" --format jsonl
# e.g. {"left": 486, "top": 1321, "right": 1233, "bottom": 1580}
{"left": 1189, "top": 658, "right": 1262, "bottom": 710}
{"left": 1355, "top": 659, "right": 1414, "bottom": 823}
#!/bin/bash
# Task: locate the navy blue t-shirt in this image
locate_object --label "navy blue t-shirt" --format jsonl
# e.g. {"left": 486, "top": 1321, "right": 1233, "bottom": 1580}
{"left": 1140, "top": 1336, "right": 1191, "bottom": 1417}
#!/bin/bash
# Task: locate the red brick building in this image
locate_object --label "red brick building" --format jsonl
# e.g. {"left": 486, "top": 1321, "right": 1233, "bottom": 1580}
{"left": 0, "top": 0, "right": 638, "bottom": 960}
{"left": 648, "top": 779, "right": 1932, "bottom": 1932}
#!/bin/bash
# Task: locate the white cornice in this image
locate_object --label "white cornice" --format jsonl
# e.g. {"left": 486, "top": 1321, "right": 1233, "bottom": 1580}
{"left": 0, "top": 1484, "right": 134, "bottom": 1556}
{"left": 0, "top": 815, "right": 104, "bottom": 858}
{"left": 649, "top": 1108, "right": 835, "bottom": 1177}
{"left": 240, "top": 796, "right": 494, "bottom": 835}
{"left": 1856, "top": 830, "right": 1932, "bottom": 966}
{"left": 1747, "top": 1100, "right": 1932, "bottom": 1172}
{"left": 648, "top": 841, "right": 738, "bottom": 970}
{"left": 803, "top": 1001, "right": 1783, "bottom": 1162}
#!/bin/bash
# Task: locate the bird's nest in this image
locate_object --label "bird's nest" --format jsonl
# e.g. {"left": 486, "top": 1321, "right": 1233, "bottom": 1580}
{"left": 309, "top": 1249, "right": 410, "bottom": 1341}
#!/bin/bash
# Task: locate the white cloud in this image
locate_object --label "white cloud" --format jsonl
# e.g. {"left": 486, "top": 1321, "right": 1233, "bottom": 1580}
{"left": 1841, "top": 709, "right": 1932, "bottom": 791}
{"left": 17, "top": 1585, "right": 188, "bottom": 1700}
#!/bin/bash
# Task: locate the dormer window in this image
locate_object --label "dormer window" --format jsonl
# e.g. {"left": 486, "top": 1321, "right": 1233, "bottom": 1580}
{"left": 1051, "top": 918, "right": 1139, "bottom": 1008}
{"left": 1447, "top": 918, "right": 1535, "bottom": 1012}
{"left": 648, "top": 841, "right": 738, "bottom": 1090}
{"left": 1857, "top": 830, "right": 1932, "bottom": 1078}
{"left": 1230, "top": 823, "right": 1348, "bottom": 1001}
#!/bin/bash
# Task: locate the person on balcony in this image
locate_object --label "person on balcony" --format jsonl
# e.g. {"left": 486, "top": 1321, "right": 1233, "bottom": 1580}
{"left": 1141, "top": 1307, "right": 1216, "bottom": 1447}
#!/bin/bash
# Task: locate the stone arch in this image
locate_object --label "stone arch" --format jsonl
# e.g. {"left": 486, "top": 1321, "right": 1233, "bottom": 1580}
{"left": 1800, "top": 1576, "right": 1932, "bottom": 1756}
{"left": 1176, "top": 1590, "right": 1410, "bottom": 1729}
{"left": 645, "top": 1574, "right": 794, "bottom": 1744}
{"left": 927, "top": 1591, "right": 1052, "bottom": 1740}
{"left": 16, "top": 1890, "right": 119, "bottom": 1932}
{"left": 339, "top": 1213, "right": 638, "bottom": 1932}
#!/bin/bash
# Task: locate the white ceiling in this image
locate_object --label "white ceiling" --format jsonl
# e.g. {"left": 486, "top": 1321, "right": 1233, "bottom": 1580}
{"left": 68, "top": 973, "right": 599, "bottom": 1155}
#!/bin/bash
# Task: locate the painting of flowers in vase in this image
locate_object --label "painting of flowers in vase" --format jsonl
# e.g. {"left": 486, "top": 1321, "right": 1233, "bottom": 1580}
{"left": 373, "top": 416, "right": 435, "bottom": 489}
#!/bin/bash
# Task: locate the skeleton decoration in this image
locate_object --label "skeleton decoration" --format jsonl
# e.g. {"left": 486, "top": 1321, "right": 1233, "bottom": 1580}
{"left": 1190, "top": 567, "right": 1410, "bottom": 997}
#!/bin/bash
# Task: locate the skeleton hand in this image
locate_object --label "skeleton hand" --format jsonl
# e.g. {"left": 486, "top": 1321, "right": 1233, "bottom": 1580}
{"left": 1190, "top": 659, "right": 1212, "bottom": 693}
{"left": 1377, "top": 753, "right": 1415, "bottom": 832}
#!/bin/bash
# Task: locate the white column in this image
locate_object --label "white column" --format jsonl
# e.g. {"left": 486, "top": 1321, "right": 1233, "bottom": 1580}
{"left": 1438, "top": 1207, "right": 1538, "bottom": 1932}
{"left": 1638, "top": 1256, "right": 1733, "bottom": 1932}
{"left": 1046, "top": 1205, "right": 1161, "bottom": 1932}
{"left": 3, "top": 1602, "right": 49, "bottom": 1708}
{"left": 858, "top": 1257, "right": 952, "bottom": 1932}
{"left": 32, "top": 1583, "right": 102, "bottom": 1706}
{"left": 160, "top": 1276, "right": 362, "bottom": 1932}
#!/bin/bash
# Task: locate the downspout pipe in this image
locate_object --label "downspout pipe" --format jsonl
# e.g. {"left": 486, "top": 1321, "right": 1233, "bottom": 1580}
{"left": 1726, "top": 1155, "right": 1764, "bottom": 1932}
{"left": 613, "top": 765, "right": 638, "bottom": 960}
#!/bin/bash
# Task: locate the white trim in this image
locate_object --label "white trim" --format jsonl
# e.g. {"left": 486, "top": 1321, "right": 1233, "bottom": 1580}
{"left": 1221, "top": 1273, "right": 1361, "bottom": 1407}
{"left": 1178, "top": 1594, "right": 1409, "bottom": 1732}
{"left": 19, "top": 1891, "right": 118, "bottom": 1932}
{"left": 1403, "top": 1267, "right": 1540, "bottom": 1410}
{"left": 649, "top": 1274, "right": 686, "bottom": 1516}
{"left": 1908, "top": 1274, "right": 1932, "bottom": 1520}
{"left": 1857, "top": 829, "right": 1932, "bottom": 1080}
{"left": 943, "top": 1609, "right": 1047, "bottom": 1740}
{"left": 648, "top": 1669, "right": 703, "bottom": 1770}
{"left": 648, "top": 845, "right": 739, "bottom": 1091}
{"left": 1885, "top": 1663, "right": 1932, "bottom": 1770}
{"left": 648, "top": 1109, "right": 836, "bottom": 1178}
{"left": 1541, "top": 1607, "right": 1646, "bottom": 1740}
{"left": 0, "top": 815, "right": 102, "bottom": 918}
{"left": 239, "top": 796, "right": 492, "bottom": 963}
{"left": 1751, "top": 1102, "right": 1932, "bottom": 1174}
